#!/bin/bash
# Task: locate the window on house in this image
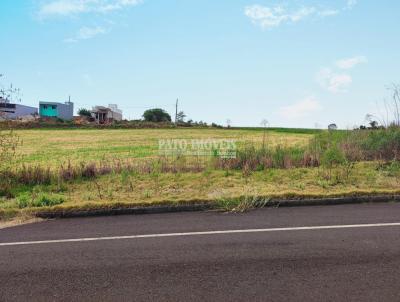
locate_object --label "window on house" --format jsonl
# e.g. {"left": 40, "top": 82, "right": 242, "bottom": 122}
{"left": 43, "top": 105, "right": 48, "bottom": 109}
{"left": 52, "top": 106, "right": 56, "bottom": 110}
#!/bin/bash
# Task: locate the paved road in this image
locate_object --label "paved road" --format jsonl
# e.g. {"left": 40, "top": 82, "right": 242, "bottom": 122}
{"left": 1, "top": 203, "right": 400, "bottom": 301}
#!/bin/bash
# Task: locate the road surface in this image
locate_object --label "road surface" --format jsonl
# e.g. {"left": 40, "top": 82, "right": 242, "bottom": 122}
{"left": 1, "top": 203, "right": 400, "bottom": 301}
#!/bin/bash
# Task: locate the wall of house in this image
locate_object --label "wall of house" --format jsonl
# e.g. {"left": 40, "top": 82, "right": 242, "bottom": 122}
{"left": 91, "top": 105, "right": 123, "bottom": 122}
{"left": 107, "top": 110, "right": 123, "bottom": 121}
{"left": 57, "top": 103, "right": 74, "bottom": 120}
{"left": 15, "top": 104, "right": 38, "bottom": 118}
{"left": 39, "top": 102, "right": 74, "bottom": 120}
{"left": 40, "top": 104, "right": 58, "bottom": 117}
{"left": 1, "top": 103, "right": 37, "bottom": 119}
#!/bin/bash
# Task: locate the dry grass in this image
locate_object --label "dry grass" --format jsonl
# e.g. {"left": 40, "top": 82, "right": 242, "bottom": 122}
{"left": 1, "top": 161, "right": 398, "bottom": 218}
{"left": 14, "top": 128, "right": 311, "bottom": 166}
{"left": 61, "top": 162, "right": 399, "bottom": 205}
{"left": 0, "top": 216, "right": 42, "bottom": 229}
{"left": 2, "top": 128, "right": 400, "bottom": 220}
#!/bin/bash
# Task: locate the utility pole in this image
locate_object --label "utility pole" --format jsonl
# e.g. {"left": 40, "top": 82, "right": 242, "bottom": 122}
{"left": 175, "top": 98, "right": 178, "bottom": 125}
{"left": 0, "top": 74, "right": 4, "bottom": 102}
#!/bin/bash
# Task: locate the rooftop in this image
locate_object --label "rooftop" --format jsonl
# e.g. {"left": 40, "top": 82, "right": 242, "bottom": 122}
{"left": 40, "top": 101, "right": 73, "bottom": 106}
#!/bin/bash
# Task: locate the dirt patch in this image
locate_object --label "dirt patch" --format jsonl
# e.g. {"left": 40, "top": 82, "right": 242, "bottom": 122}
{"left": 0, "top": 217, "right": 43, "bottom": 230}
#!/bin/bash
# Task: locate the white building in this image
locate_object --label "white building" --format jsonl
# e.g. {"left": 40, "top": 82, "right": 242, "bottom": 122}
{"left": 91, "top": 104, "right": 123, "bottom": 123}
{"left": 0, "top": 97, "right": 38, "bottom": 120}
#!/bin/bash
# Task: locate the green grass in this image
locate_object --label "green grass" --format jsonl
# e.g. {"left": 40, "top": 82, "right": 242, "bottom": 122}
{"left": 17, "top": 193, "right": 65, "bottom": 209}
{"left": 234, "top": 127, "right": 325, "bottom": 135}
{"left": 2, "top": 127, "right": 400, "bottom": 221}
{"left": 14, "top": 128, "right": 312, "bottom": 166}
{"left": 2, "top": 162, "right": 399, "bottom": 219}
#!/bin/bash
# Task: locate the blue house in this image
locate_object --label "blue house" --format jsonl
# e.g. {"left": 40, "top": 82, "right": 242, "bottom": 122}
{"left": 39, "top": 100, "right": 74, "bottom": 120}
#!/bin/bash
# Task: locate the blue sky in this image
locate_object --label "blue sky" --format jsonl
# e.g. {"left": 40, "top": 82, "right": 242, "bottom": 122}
{"left": 1, "top": 0, "right": 399, "bottom": 128}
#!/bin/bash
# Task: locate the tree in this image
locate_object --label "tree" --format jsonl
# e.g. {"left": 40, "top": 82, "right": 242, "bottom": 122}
{"left": 0, "top": 75, "right": 21, "bottom": 104}
{"left": 369, "top": 120, "right": 379, "bottom": 129}
{"left": 78, "top": 108, "right": 92, "bottom": 118}
{"left": 0, "top": 74, "right": 22, "bottom": 119}
{"left": 328, "top": 123, "right": 338, "bottom": 130}
{"left": 176, "top": 111, "right": 186, "bottom": 123}
{"left": 143, "top": 108, "right": 172, "bottom": 123}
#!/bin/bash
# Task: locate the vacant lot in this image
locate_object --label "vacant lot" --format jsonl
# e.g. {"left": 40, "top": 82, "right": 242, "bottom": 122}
{"left": 1, "top": 127, "right": 399, "bottom": 220}
{"left": 15, "top": 128, "right": 312, "bottom": 166}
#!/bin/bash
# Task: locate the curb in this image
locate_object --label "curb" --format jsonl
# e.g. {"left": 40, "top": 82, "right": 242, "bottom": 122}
{"left": 267, "top": 194, "right": 400, "bottom": 207}
{"left": 35, "top": 194, "right": 400, "bottom": 219}
{"left": 35, "top": 203, "right": 215, "bottom": 219}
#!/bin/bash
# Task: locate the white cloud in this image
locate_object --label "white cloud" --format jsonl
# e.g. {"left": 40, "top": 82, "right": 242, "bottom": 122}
{"left": 316, "top": 68, "right": 353, "bottom": 93}
{"left": 244, "top": 5, "right": 316, "bottom": 29}
{"left": 38, "top": 0, "right": 143, "bottom": 18}
{"left": 336, "top": 56, "right": 367, "bottom": 69}
{"left": 346, "top": 0, "right": 358, "bottom": 9}
{"left": 279, "top": 97, "right": 322, "bottom": 120}
{"left": 245, "top": 1, "right": 358, "bottom": 30}
{"left": 38, "top": 0, "right": 86, "bottom": 17}
{"left": 316, "top": 55, "right": 367, "bottom": 93}
{"left": 318, "top": 9, "right": 339, "bottom": 17}
{"left": 64, "top": 26, "right": 107, "bottom": 42}
{"left": 37, "top": 0, "right": 143, "bottom": 42}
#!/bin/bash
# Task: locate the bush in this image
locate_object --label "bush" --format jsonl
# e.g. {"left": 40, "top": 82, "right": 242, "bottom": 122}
{"left": 216, "top": 145, "right": 318, "bottom": 171}
{"left": 78, "top": 108, "right": 92, "bottom": 117}
{"left": 143, "top": 108, "right": 172, "bottom": 123}
{"left": 359, "top": 127, "right": 400, "bottom": 160}
{"left": 17, "top": 193, "right": 65, "bottom": 208}
{"left": 381, "top": 160, "right": 400, "bottom": 177}
{"left": 16, "top": 165, "right": 52, "bottom": 185}
{"left": 17, "top": 193, "right": 30, "bottom": 209}
{"left": 321, "top": 146, "right": 346, "bottom": 169}
{"left": 0, "top": 130, "right": 20, "bottom": 172}
{"left": 32, "top": 193, "right": 65, "bottom": 207}
{"left": 0, "top": 130, "right": 20, "bottom": 197}
{"left": 311, "top": 127, "right": 400, "bottom": 163}
{"left": 211, "top": 123, "right": 223, "bottom": 128}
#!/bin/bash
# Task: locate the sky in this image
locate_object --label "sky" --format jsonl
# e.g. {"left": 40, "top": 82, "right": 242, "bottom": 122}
{"left": 1, "top": 0, "right": 399, "bottom": 128}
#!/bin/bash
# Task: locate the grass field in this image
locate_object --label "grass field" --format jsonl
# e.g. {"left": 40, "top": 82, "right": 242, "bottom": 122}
{"left": 15, "top": 128, "right": 312, "bottom": 166}
{"left": 1, "top": 127, "right": 399, "bottom": 220}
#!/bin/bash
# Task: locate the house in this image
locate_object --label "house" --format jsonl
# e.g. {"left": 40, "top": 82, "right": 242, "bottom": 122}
{"left": 0, "top": 97, "right": 38, "bottom": 120}
{"left": 39, "top": 100, "right": 74, "bottom": 120}
{"left": 91, "top": 104, "right": 123, "bottom": 124}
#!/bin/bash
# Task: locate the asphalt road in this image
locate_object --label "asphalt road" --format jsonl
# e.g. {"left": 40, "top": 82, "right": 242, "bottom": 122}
{"left": 1, "top": 203, "right": 400, "bottom": 301}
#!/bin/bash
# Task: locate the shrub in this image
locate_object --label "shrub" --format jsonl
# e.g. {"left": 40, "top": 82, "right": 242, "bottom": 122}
{"left": 216, "top": 144, "right": 318, "bottom": 171}
{"left": 0, "top": 130, "right": 20, "bottom": 197}
{"left": 17, "top": 193, "right": 65, "bottom": 208}
{"left": 381, "top": 160, "right": 400, "bottom": 177}
{"left": 143, "top": 109, "right": 172, "bottom": 122}
{"left": 321, "top": 146, "right": 346, "bottom": 169}
{"left": 32, "top": 193, "right": 65, "bottom": 207}
{"left": 17, "top": 193, "right": 30, "bottom": 209}
{"left": 78, "top": 108, "right": 92, "bottom": 117}
{"left": 0, "top": 130, "right": 20, "bottom": 172}
{"left": 17, "top": 165, "right": 52, "bottom": 185}
{"left": 359, "top": 127, "right": 400, "bottom": 160}
{"left": 311, "top": 127, "right": 400, "bottom": 163}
